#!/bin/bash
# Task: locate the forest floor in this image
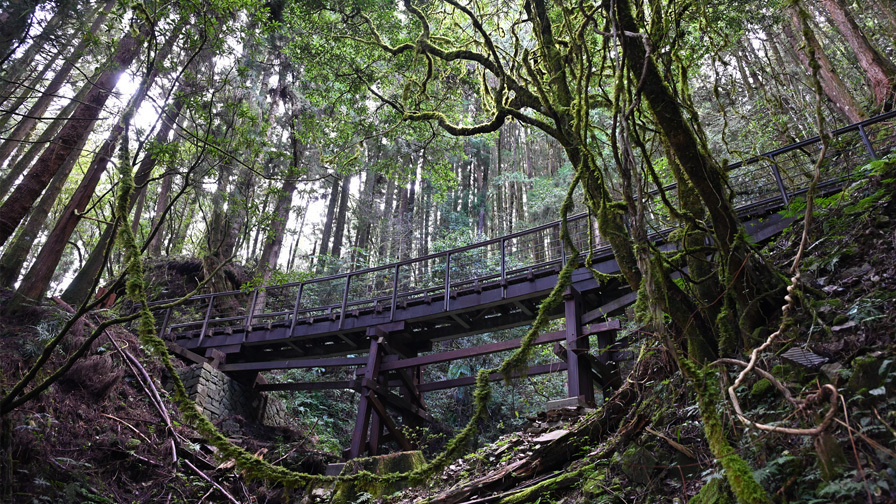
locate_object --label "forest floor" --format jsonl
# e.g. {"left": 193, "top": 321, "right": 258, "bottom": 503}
{"left": 1, "top": 163, "right": 896, "bottom": 503}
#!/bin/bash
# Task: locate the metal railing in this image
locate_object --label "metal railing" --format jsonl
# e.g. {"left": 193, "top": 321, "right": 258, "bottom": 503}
{"left": 150, "top": 111, "right": 896, "bottom": 345}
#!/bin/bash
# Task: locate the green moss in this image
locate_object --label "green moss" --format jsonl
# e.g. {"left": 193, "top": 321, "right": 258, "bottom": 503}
{"left": 750, "top": 378, "right": 773, "bottom": 398}
{"left": 847, "top": 355, "right": 882, "bottom": 393}
{"left": 682, "top": 362, "right": 772, "bottom": 504}
{"left": 689, "top": 476, "right": 735, "bottom": 504}
{"left": 332, "top": 451, "right": 426, "bottom": 504}
{"left": 498, "top": 462, "right": 591, "bottom": 504}
{"left": 716, "top": 303, "right": 736, "bottom": 356}
{"left": 581, "top": 467, "right": 608, "bottom": 499}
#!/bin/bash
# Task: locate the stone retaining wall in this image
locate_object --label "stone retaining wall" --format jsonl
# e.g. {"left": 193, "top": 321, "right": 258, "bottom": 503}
{"left": 174, "top": 363, "right": 290, "bottom": 426}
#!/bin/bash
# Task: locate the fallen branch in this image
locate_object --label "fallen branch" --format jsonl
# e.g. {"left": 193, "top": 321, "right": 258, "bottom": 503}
{"left": 425, "top": 384, "right": 643, "bottom": 504}
{"left": 183, "top": 458, "right": 241, "bottom": 504}
{"left": 100, "top": 413, "right": 151, "bottom": 444}
{"left": 106, "top": 336, "right": 179, "bottom": 465}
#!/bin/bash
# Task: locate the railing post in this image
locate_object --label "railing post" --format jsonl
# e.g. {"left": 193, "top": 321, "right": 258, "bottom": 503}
{"left": 289, "top": 283, "right": 304, "bottom": 336}
{"left": 245, "top": 289, "right": 259, "bottom": 332}
{"left": 559, "top": 222, "right": 567, "bottom": 266}
{"left": 339, "top": 274, "right": 351, "bottom": 330}
{"left": 500, "top": 238, "right": 506, "bottom": 299}
{"left": 443, "top": 253, "right": 452, "bottom": 312}
{"left": 768, "top": 155, "right": 790, "bottom": 205}
{"left": 197, "top": 295, "right": 215, "bottom": 347}
{"left": 858, "top": 124, "right": 878, "bottom": 160}
{"left": 390, "top": 264, "right": 400, "bottom": 321}
{"left": 158, "top": 307, "right": 172, "bottom": 341}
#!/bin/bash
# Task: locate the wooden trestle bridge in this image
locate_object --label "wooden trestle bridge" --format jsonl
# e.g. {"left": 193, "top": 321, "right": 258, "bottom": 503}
{"left": 149, "top": 112, "right": 896, "bottom": 459}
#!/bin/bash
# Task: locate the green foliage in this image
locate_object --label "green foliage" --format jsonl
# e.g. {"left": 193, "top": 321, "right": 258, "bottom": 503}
{"left": 241, "top": 268, "right": 315, "bottom": 293}
{"left": 270, "top": 368, "right": 357, "bottom": 453}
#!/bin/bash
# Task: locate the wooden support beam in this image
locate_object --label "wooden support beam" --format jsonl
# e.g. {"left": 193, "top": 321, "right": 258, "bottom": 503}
{"left": 449, "top": 313, "right": 471, "bottom": 329}
{"left": 564, "top": 287, "right": 594, "bottom": 405}
{"left": 380, "top": 330, "right": 567, "bottom": 371}
{"left": 367, "top": 394, "right": 413, "bottom": 452}
{"left": 256, "top": 380, "right": 358, "bottom": 392}
{"left": 365, "top": 380, "right": 435, "bottom": 423}
{"left": 166, "top": 342, "right": 206, "bottom": 365}
{"left": 417, "top": 362, "right": 568, "bottom": 392}
{"left": 513, "top": 300, "right": 534, "bottom": 316}
{"left": 552, "top": 342, "right": 602, "bottom": 384}
{"left": 349, "top": 336, "right": 382, "bottom": 459}
{"left": 582, "top": 319, "right": 621, "bottom": 336}
{"left": 219, "top": 355, "right": 367, "bottom": 373}
{"left": 582, "top": 291, "right": 637, "bottom": 324}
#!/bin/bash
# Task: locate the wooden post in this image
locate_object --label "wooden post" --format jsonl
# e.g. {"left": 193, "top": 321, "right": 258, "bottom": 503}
{"left": 348, "top": 332, "right": 382, "bottom": 459}
{"left": 564, "top": 287, "right": 594, "bottom": 405}
{"left": 858, "top": 124, "right": 878, "bottom": 160}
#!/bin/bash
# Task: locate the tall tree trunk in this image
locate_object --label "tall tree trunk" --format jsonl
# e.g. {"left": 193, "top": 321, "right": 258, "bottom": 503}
{"left": 783, "top": 4, "right": 868, "bottom": 123}
{"left": 0, "top": 104, "right": 96, "bottom": 287}
{"left": 0, "top": 42, "right": 61, "bottom": 137}
{"left": 477, "top": 136, "right": 490, "bottom": 235}
{"left": 0, "top": 65, "right": 100, "bottom": 200}
{"left": 317, "top": 174, "right": 340, "bottom": 260}
{"left": 256, "top": 133, "right": 301, "bottom": 280}
{"left": 610, "top": 0, "right": 783, "bottom": 338}
{"left": 821, "top": 0, "right": 896, "bottom": 107}
{"left": 0, "top": 161, "right": 73, "bottom": 287}
{"left": 376, "top": 176, "right": 395, "bottom": 263}
{"left": 329, "top": 173, "right": 352, "bottom": 261}
{"left": 288, "top": 193, "right": 309, "bottom": 271}
{"left": 61, "top": 78, "right": 189, "bottom": 306}
{"left": 146, "top": 172, "right": 173, "bottom": 256}
{"left": 0, "top": 0, "right": 117, "bottom": 168}
{"left": 353, "top": 168, "right": 377, "bottom": 261}
{"left": 0, "top": 19, "right": 149, "bottom": 247}
{"left": 14, "top": 26, "right": 172, "bottom": 303}
{"left": 394, "top": 184, "right": 408, "bottom": 260}
{"left": 0, "top": 0, "right": 36, "bottom": 62}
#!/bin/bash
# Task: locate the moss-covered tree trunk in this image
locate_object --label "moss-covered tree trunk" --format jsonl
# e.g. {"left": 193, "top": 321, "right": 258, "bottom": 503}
{"left": 609, "top": 0, "right": 783, "bottom": 343}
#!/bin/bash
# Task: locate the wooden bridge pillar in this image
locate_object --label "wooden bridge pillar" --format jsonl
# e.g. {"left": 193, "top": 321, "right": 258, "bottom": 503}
{"left": 564, "top": 287, "right": 595, "bottom": 406}
{"left": 347, "top": 322, "right": 423, "bottom": 459}
{"left": 349, "top": 329, "right": 383, "bottom": 459}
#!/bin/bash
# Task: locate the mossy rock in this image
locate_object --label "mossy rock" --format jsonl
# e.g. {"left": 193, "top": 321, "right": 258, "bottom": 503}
{"left": 847, "top": 355, "right": 882, "bottom": 393}
{"left": 750, "top": 378, "right": 773, "bottom": 398}
{"left": 581, "top": 467, "right": 608, "bottom": 499}
{"left": 581, "top": 473, "right": 625, "bottom": 504}
{"left": 620, "top": 443, "right": 657, "bottom": 485}
{"left": 331, "top": 451, "right": 425, "bottom": 504}
{"left": 814, "top": 432, "right": 847, "bottom": 481}
{"left": 771, "top": 363, "right": 805, "bottom": 384}
{"left": 689, "top": 477, "right": 735, "bottom": 504}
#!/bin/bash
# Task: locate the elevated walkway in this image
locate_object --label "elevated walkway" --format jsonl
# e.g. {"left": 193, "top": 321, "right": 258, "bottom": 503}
{"left": 147, "top": 112, "right": 896, "bottom": 458}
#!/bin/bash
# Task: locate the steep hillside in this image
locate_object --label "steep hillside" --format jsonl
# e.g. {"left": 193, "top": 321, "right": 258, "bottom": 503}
{"left": 1, "top": 161, "right": 895, "bottom": 503}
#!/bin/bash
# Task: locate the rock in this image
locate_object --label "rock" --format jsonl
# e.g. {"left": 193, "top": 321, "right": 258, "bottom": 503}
{"left": 847, "top": 355, "right": 883, "bottom": 393}
{"left": 532, "top": 429, "right": 568, "bottom": 443}
{"left": 620, "top": 444, "right": 657, "bottom": 485}
{"left": 331, "top": 451, "right": 426, "bottom": 504}
{"left": 832, "top": 320, "right": 857, "bottom": 332}
{"left": 842, "top": 263, "right": 873, "bottom": 278}
{"left": 820, "top": 362, "right": 845, "bottom": 385}
{"left": 815, "top": 432, "right": 847, "bottom": 481}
